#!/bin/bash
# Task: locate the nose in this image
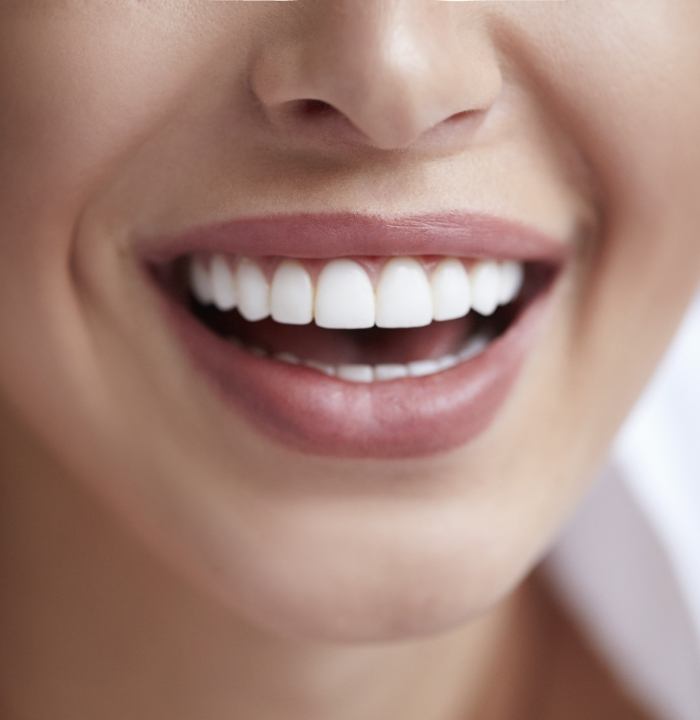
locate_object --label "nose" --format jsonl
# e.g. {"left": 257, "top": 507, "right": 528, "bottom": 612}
{"left": 250, "top": 0, "right": 503, "bottom": 153}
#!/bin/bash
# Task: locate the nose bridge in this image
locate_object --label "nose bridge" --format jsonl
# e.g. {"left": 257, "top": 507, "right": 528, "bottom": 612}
{"left": 251, "top": 0, "right": 502, "bottom": 151}
{"left": 339, "top": 3, "right": 447, "bottom": 127}
{"left": 323, "top": 1, "right": 431, "bottom": 84}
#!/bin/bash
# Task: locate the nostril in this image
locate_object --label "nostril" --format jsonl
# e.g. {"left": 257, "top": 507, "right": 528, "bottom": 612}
{"left": 282, "top": 98, "right": 365, "bottom": 142}
{"left": 299, "top": 99, "right": 337, "bottom": 118}
{"left": 446, "top": 110, "right": 471, "bottom": 124}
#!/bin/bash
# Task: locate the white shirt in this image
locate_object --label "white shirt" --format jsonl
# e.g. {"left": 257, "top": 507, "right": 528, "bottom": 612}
{"left": 545, "top": 292, "right": 700, "bottom": 720}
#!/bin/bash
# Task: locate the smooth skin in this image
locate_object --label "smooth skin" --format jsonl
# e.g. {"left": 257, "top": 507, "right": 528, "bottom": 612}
{"left": 1, "top": 2, "right": 699, "bottom": 719}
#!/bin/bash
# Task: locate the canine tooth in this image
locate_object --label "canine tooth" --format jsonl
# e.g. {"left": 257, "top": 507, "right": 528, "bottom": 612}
{"left": 304, "top": 360, "right": 337, "bottom": 377}
{"left": 374, "top": 364, "right": 409, "bottom": 381}
{"left": 315, "top": 260, "right": 375, "bottom": 329}
{"left": 499, "top": 261, "right": 525, "bottom": 305}
{"left": 236, "top": 258, "right": 270, "bottom": 321}
{"left": 431, "top": 259, "right": 471, "bottom": 321}
{"left": 210, "top": 254, "right": 237, "bottom": 311}
{"left": 275, "top": 352, "right": 300, "bottom": 365}
{"left": 189, "top": 256, "right": 213, "bottom": 305}
{"left": 336, "top": 364, "right": 374, "bottom": 383}
{"left": 270, "top": 261, "right": 313, "bottom": 325}
{"left": 470, "top": 261, "right": 500, "bottom": 316}
{"left": 376, "top": 258, "right": 432, "bottom": 328}
{"left": 407, "top": 359, "right": 441, "bottom": 377}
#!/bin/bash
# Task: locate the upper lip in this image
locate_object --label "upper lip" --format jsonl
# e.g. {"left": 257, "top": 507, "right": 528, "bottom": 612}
{"left": 140, "top": 212, "right": 571, "bottom": 265}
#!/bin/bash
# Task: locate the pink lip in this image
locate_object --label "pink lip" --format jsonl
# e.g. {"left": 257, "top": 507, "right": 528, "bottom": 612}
{"left": 144, "top": 212, "right": 569, "bottom": 458}
{"left": 141, "top": 211, "right": 569, "bottom": 263}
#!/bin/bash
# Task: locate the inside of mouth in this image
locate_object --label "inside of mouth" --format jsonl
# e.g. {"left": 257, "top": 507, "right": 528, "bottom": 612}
{"left": 192, "top": 300, "right": 511, "bottom": 365}
{"left": 157, "top": 258, "right": 553, "bottom": 371}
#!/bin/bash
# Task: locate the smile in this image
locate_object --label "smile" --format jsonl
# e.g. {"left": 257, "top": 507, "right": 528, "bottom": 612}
{"left": 145, "top": 213, "right": 569, "bottom": 457}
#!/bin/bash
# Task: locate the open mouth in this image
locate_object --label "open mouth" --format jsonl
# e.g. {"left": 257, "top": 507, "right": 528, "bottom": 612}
{"left": 145, "top": 213, "right": 567, "bottom": 457}
{"left": 160, "top": 254, "right": 539, "bottom": 380}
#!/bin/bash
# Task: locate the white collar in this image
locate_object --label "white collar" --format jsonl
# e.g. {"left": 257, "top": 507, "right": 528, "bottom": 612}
{"left": 545, "top": 292, "right": 700, "bottom": 720}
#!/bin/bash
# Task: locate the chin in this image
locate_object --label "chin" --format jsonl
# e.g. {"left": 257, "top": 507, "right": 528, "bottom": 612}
{"left": 152, "top": 486, "right": 535, "bottom": 644}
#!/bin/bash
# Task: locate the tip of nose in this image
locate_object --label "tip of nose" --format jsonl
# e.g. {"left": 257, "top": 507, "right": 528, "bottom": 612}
{"left": 277, "top": 97, "right": 432, "bottom": 152}
{"left": 356, "top": 104, "right": 485, "bottom": 153}
{"left": 271, "top": 96, "right": 490, "bottom": 157}
{"left": 250, "top": 17, "right": 503, "bottom": 156}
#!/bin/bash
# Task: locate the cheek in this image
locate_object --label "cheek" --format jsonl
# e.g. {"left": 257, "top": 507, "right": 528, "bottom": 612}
{"left": 564, "top": 5, "right": 700, "bottom": 233}
{"left": 480, "top": 2, "right": 700, "bottom": 513}
{"left": 0, "top": 8, "right": 236, "bottom": 494}
{"left": 0, "top": 7, "right": 228, "bottom": 238}
{"left": 0, "top": 7, "right": 253, "bottom": 418}
{"left": 498, "top": 3, "right": 700, "bottom": 357}
{"left": 527, "top": 6, "right": 700, "bottom": 318}
{"left": 517, "top": 2, "right": 700, "bottom": 213}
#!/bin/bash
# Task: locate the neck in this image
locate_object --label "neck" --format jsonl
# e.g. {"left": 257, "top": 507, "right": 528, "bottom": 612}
{"left": 0, "top": 419, "right": 532, "bottom": 720}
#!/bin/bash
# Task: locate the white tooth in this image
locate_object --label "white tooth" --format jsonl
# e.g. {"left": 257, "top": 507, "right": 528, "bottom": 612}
{"left": 304, "top": 360, "right": 337, "bottom": 377}
{"left": 469, "top": 260, "right": 501, "bottom": 316}
{"left": 376, "top": 258, "right": 433, "bottom": 328}
{"left": 275, "top": 352, "right": 300, "bottom": 365}
{"left": 270, "top": 260, "right": 313, "bottom": 325}
{"left": 458, "top": 334, "right": 490, "bottom": 361}
{"left": 374, "top": 364, "right": 409, "bottom": 381}
{"left": 236, "top": 258, "right": 270, "bottom": 321}
{"left": 315, "top": 260, "right": 375, "bottom": 329}
{"left": 431, "top": 259, "right": 471, "bottom": 321}
{"left": 499, "top": 261, "right": 525, "bottom": 305}
{"left": 407, "top": 359, "right": 441, "bottom": 377}
{"left": 336, "top": 364, "right": 374, "bottom": 383}
{"left": 436, "top": 354, "right": 459, "bottom": 371}
{"left": 210, "top": 254, "right": 237, "bottom": 311}
{"left": 189, "top": 256, "right": 213, "bottom": 305}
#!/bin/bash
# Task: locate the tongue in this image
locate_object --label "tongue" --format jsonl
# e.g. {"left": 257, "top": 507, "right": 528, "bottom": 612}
{"left": 221, "top": 313, "right": 474, "bottom": 365}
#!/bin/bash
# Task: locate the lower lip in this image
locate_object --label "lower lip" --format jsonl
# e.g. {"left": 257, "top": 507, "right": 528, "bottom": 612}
{"left": 159, "top": 284, "right": 556, "bottom": 459}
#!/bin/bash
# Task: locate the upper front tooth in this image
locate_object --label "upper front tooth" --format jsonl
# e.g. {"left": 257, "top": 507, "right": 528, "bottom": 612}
{"left": 270, "top": 260, "right": 313, "bottom": 325}
{"left": 376, "top": 258, "right": 433, "bottom": 328}
{"left": 192, "top": 254, "right": 519, "bottom": 325}
{"left": 499, "top": 261, "right": 524, "bottom": 305}
{"left": 210, "top": 254, "right": 237, "bottom": 311}
{"left": 470, "top": 260, "right": 500, "bottom": 316}
{"left": 431, "top": 259, "right": 471, "bottom": 321}
{"left": 236, "top": 258, "right": 270, "bottom": 321}
{"left": 189, "top": 256, "right": 214, "bottom": 305}
{"left": 314, "top": 259, "right": 375, "bottom": 329}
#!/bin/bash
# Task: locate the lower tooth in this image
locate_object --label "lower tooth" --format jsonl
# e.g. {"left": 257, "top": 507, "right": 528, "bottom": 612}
{"left": 336, "top": 364, "right": 374, "bottom": 383}
{"left": 305, "top": 360, "right": 337, "bottom": 377}
{"left": 458, "top": 334, "right": 490, "bottom": 361}
{"left": 407, "top": 359, "right": 441, "bottom": 377}
{"left": 249, "top": 335, "right": 491, "bottom": 381}
{"left": 436, "top": 354, "right": 459, "bottom": 371}
{"left": 275, "top": 352, "right": 300, "bottom": 365}
{"left": 374, "top": 364, "right": 409, "bottom": 381}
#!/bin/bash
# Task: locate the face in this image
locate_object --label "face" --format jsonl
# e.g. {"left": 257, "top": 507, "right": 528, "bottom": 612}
{"left": 1, "top": 0, "right": 699, "bottom": 642}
